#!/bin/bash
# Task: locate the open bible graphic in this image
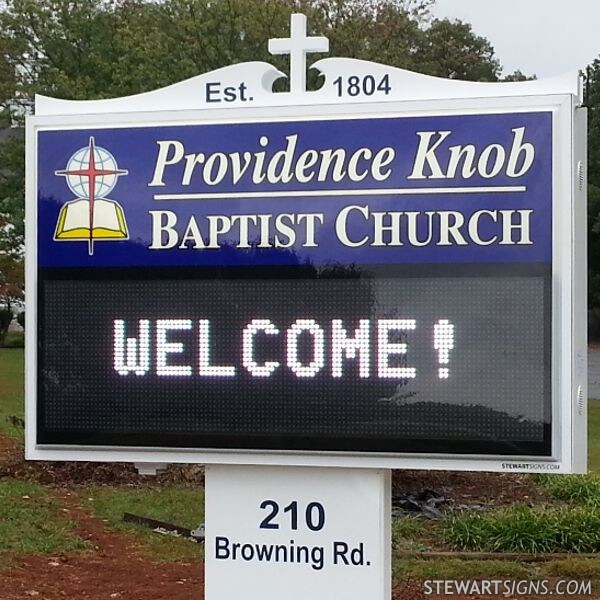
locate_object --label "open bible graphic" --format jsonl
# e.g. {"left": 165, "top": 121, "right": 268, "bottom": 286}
{"left": 54, "top": 137, "right": 128, "bottom": 255}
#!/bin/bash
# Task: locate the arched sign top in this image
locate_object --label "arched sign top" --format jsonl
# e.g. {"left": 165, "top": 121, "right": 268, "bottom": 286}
{"left": 35, "top": 13, "right": 581, "bottom": 116}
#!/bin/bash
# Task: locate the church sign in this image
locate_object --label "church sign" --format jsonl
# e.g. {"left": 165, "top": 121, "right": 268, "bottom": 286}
{"left": 26, "top": 15, "right": 587, "bottom": 473}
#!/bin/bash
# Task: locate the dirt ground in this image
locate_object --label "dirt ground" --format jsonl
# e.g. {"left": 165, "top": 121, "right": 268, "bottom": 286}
{"left": 0, "top": 433, "right": 19, "bottom": 461}
{"left": 0, "top": 437, "right": 203, "bottom": 600}
{"left": 0, "top": 493, "right": 204, "bottom": 600}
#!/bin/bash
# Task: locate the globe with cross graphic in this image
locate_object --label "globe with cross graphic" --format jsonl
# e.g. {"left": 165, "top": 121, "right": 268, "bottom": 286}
{"left": 63, "top": 144, "right": 122, "bottom": 199}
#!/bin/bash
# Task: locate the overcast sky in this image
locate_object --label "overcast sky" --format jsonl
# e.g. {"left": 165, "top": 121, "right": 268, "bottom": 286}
{"left": 431, "top": 0, "right": 600, "bottom": 78}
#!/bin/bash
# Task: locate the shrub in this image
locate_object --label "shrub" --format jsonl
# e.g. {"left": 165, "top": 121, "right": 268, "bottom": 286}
{"left": 16, "top": 311, "right": 24, "bottom": 329}
{"left": 444, "top": 505, "right": 600, "bottom": 553}
{"left": 0, "top": 309, "right": 12, "bottom": 345}
{"left": 534, "top": 474, "right": 600, "bottom": 507}
{"left": 3, "top": 331, "right": 24, "bottom": 347}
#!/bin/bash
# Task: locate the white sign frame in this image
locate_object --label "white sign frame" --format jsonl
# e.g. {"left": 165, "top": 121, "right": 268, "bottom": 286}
{"left": 25, "top": 46, "right": 587, "bottom": 473}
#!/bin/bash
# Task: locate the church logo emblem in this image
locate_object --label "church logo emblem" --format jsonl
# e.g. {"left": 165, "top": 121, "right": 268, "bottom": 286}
{"left": 54, "top": 137, "right": 129, "bottom": 255}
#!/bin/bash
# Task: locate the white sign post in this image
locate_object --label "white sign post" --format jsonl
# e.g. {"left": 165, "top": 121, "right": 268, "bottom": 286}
{"left": 205, "top": 465, "right": 391, "bottom": 600}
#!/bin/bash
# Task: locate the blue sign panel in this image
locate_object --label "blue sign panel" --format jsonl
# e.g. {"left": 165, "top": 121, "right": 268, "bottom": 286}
{"left": 35, "top": 110, "right": 554, "bottom": 457}
{"left": 37, "top": 112, "right": 552, "bottom": 268}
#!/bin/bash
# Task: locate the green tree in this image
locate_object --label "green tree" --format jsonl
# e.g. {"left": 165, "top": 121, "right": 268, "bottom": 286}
{"left": 413, "top": 18, "right": 500, "bottom": 81}
{"left": 0, "top": 0, "right": 504, "bottom": 255}
{"left": 0, "top": 0, "right": 505, "bottom": 262}
{"left": 0, "top": 0, "right": 503, "bottom": 103}
{"left": 585, "top": 60, "right": 600, "bottom": 312}
{"left": 0, "top": 251, "right": 22, "bottom": 299}
{"left": 502, "top": 69, "right": 536, "bottom": 82}
{"left": 0, "top": 107, "right": 24, "bottom": 324}
{"left": 0, "top": 114, "right": 24, "bottom": 258}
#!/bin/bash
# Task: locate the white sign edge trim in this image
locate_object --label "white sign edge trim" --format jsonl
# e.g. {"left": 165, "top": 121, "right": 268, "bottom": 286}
{"left": 25, "top": 94, "right": 583, "bottom": 473}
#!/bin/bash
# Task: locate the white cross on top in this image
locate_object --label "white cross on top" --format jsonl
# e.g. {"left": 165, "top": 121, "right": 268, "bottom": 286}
{"left": 268, "top": 13, "right": 329, "bottom": 95}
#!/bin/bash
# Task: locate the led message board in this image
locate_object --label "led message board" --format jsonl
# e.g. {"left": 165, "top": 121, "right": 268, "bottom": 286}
{"left": 26, "top": 51, "right": 587, "bottom": 472}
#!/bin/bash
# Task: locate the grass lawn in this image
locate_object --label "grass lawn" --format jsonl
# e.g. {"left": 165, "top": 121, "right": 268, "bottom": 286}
{"left": 0, "top": 478, "right": 89, "bottom": 563}
{"left": 0, "top": 348, "right": 24, "bottom": 440}
{"left": 393, "top": 556, "right": 600, "bottom": 582}
{"left": 589, "top": 400, "right": 600, "bottom": 472}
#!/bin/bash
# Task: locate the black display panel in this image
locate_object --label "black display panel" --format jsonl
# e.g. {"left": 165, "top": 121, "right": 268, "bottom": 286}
{"left": 38, "top": 265, "right": 551, "bottom": 456}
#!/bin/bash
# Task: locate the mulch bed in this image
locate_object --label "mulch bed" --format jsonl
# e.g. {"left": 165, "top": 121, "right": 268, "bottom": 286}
{"left": 2, "top": 441, "right": 540, "bottom": 507}
{"left": 0, "top": 441, "right": 204, "bottom": 487}
{"left": 392, "top": 469, "right": 545, "bottom": 507}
